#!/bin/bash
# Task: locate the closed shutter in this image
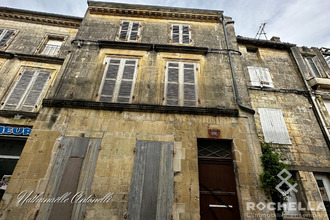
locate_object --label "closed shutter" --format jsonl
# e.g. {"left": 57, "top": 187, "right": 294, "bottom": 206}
{"left": 258, "top": 67, "right": 273, "bottom": 87}
{"left": 119, "top": 21, "right": 130, "bottom": 40}
{"left": 166, "top": 62, "right": 179, "bottom": 105}
{"left": 0, "top": 29, "right": 14, "bottom": 48}
{"left": 128, "top": 140, "right": 174, "bottom": 220}
{"left": 2, "top": 69, "right": 51, "bottom": 112}
{"left": 99, "top": 58, "right": 138, "bottom": 103}
{"left": 182, "top": 25, "right": 190, "bottom": 45}
{"left": 20, "top": 71, "right": 51, "bottom": 111}
{"left": 258, "top": 108, "right": 291, "bottom": 144}
{"left": 172, "top": 25, "right": 180, "bottom": 44}
{"left": 183, "top": 63, "right": 196, "bottom": 106}
{"left": 129, "top": 22, "right": 140, "bottom": 41}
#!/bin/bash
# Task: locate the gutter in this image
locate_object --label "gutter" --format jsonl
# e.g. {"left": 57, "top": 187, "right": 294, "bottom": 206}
{"left": 221, "top": 14, "right": 255, "bottom": 114}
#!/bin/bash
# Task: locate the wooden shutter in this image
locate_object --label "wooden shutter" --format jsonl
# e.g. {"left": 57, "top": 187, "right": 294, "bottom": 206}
{"left": 119, "top": 21, "right": 130, "bottom": 40}
{"left": 258, "top": 108, "right": 291, "bottom": 144}
{"left": 183, "top": 63, "right": 197, "bottom": 106}
{"left": 166, "top": 62, "right": 179, "bottom": 105}
{"left": 247, "top": 66, "right": 260, "bottom": 86}
{"left": 100, "top": 58, "right": 138, "bottom": 103}
{"left": 20, "top": 71, "right": 51, "bottom": 112}
{"left": 128, "top": 140, "right": 174, "bottom": 220}
{"left": 258, "top": 67, "right": 273, "bottom": 87}
{"left": 172, "top": 25, "right": 180, "bottom": 44}
{"left": 182, "top": 25, "right": 190, "bottom": 44}
{"left": 117, "top": 59, "right": 138, "bottom": 103}
{"left": 0, "top": 29, "right": 14, "bottom": 48}
{"left": 129, "top": 22, "right": 140, "bottom": 41}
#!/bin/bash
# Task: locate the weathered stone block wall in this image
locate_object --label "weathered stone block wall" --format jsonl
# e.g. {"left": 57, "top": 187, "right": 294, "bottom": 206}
{"left": 0, "top": 107, "right": 270, "bottom": 220}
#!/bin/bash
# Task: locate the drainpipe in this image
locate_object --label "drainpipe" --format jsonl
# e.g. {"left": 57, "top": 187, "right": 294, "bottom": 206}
{"left": 221, "top": 14, "right": 255, "bottom": 114}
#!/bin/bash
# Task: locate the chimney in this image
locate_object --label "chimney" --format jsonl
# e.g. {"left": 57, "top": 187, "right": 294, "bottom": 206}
{"left": 270, "top": 36, "right": 281, "bottom": 42}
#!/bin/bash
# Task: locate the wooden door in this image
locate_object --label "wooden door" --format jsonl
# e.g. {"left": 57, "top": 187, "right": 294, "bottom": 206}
{"left": 198, "top": 139, "right": 240, "bottom": 220}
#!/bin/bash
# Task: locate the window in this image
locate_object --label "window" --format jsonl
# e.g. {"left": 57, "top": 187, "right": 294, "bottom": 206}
{"left": 118, "top": 21, "right": 140, "bottom": 41}
{"left": 0, "top": 29, "right": 15, "bottom": 50}
{"left": 164, "top": 62, "right": 198, "bottom": 107}
{"left": 305, "top": 57, "right": 322, "bottom": 78}
{"left": 324, "top": 100, "right": 330, "bottom": 115}
{"left": 258, "top": 108, "right": 291, "bottom": 144}
{"left": 314, "top": 174, "right": 330, "bottom": 217}
{"left": 99, "top": 58, "right": 138, "bottom": 103}
{"left": 40, "top": 39, "right": 63, "bottom": 56}
{"left": 171, "top": 25, "right": 191, "bottom": 45}
{"left": 2, "top": 69, "right": 51, "bottom": 112}
{"left": 247, "top": 66, "right": 273, "bottom": 87}
{"left": 323, "top": 54, "right": 330, "bottom": 68}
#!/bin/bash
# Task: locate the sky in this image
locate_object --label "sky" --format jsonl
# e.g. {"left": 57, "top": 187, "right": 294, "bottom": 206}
{"left": 0, "top": 0, "right": 329, "bottom": 48}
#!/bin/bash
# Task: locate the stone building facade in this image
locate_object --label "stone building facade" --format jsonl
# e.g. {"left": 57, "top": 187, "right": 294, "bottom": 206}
{"left": 0, "top": 1, "right": 329, "bottom": 220}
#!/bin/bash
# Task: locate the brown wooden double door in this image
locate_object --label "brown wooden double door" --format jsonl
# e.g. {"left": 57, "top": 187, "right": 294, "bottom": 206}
{"left": 198, "top": 158, "right": 241, "bottom": 220}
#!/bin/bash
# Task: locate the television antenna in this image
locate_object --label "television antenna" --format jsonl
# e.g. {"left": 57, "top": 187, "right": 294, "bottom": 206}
{"left": 255, "top": 22, "right": 268, "bottom": 40}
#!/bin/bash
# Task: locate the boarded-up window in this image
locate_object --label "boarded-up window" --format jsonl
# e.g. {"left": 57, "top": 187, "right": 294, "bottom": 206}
{"left": 0, "top": 29, "right": 15, "bottom": 49}
{"left": 128, "top": 140, "right": 174, "bottom": 220}
{"left": 2, "top": 69, "right": 51, "bottom": 112}
{"left": 37, "top": 137, "right": 101, "bottom": 220}
{"left": 247, "top": 66, "right": 274, "bottom": 87}
{"left": 41, "top": 39, "right": 63, "bottom": 56}
{"left": 118, "top": 21, "right": 140, "bottom": 41}
{"left": 165, "top": 61, "right": 198, "bottom": 106}
{"left": 305, "top": 57, "right": 322, "bottom": 78}
{"left": 99, "top": 58, "right": 138, "bottom": 103}
{"left": 258, "top": 108, "right": 291, "bottom": 144}
{"left": 171, "top": 25, "right": 191, "bottom": 45}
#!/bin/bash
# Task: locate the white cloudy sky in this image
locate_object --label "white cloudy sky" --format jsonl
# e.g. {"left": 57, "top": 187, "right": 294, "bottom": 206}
{"left": 1, "top": 0, "right": 329, "bottom": 48}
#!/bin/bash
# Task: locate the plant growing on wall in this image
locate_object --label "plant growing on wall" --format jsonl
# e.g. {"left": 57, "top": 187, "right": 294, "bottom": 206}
{"left": 259, "top": 142, "right": 295, "bottom": 219}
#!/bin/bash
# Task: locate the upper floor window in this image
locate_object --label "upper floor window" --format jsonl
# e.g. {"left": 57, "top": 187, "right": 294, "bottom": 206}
{"left": 323, "top": 54, "right": 330, "bottom": 68}
{"left": 171, "top": 25, "right": 191, "bottom": 45}
{"left": 118, "top": 21, "right": 141, "bottom": 42}
{"left": 164, "top": 61, "right": 198, "bottom": 106}
{"left": 99, "top": 58, "right": 138, "bottom": 103}
{"left": 247, "top": 66, "right": 273, "bottom": 88}
{"left": 0, "top": 29, "right": 16, "bottom": 50}
{"left": 40, "top": 39, "right": 63, "bottom": 56}
{"left": 305, "top": 57, "right": 322, "bottom": 78}
{"left": 2, "top": 68, "right": 52, "bottom": 112}
{"left": 258, "top": 108, "right": 291, "bottom": 145}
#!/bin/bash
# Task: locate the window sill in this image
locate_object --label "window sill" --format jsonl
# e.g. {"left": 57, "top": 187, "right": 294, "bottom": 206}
{"left": 0, "top": 110, "right": 39, "bottom": 119}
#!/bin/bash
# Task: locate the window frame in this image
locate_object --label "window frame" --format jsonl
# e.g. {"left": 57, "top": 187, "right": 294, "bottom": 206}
{"left": 304, "top": 56, "right": 322, "bottom": 78}
{"left": 36, "top": 34, "right": 66, "bottom": 56}
{"left": 164, "top": 61, "right": 198, "bottom": 107}
{"left": 171, "top": 24, "right": 191, "bottom": 45}
{"left": 0, "top": 28, "right": 17, "bottom": 50}
{"left": 1, "top": 67, "right": 53, "bottom": 112}
{"left": 98, "top": 57, "right": 139, "bottom": 103}
{"left": 258, "top": 108, "right": 291, "bottom": 145}
{"left": 247, "top": 66, "right": 274, "bottom": 88}
{"left": 117, "top": 21, "right": 141, "bottom": 42}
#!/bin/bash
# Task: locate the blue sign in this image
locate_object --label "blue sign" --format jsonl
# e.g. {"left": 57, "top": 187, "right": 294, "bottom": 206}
{"left": 0, "top": 126, "right": 31, "bottom": 136}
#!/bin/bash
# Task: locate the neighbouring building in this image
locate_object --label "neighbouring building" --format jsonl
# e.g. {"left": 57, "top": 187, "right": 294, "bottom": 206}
{"left": 0, "top": 1, "right": 329, "bottom": 220}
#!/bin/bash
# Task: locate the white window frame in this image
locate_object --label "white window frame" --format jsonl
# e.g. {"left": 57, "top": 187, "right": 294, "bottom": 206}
{"left": 247, "top": 66, "right": 274, "bottom": 87}
{"left": 171, "top": 24, "right": 191, "bottom": 45}
{"left": 258, "top": 108, "right": 291, "bottom": 144}
{"left": 40, "top": 39, "right": 63, "bottom": 56}
{"left": 2, "top": 69, "right": 51, "bottom": 112}
{"left": 0, "top": 29, "right": 16, "bottom": 49}
{"left": 324, "top": 100, "right": 330, "bottom": 115}
{"left": 99, "top": 57, "right": 138, "bottom": 103}
{"left": 164, "top": 61, "right": 198, "bottom": 106}
{"left": 118, "top": 21, "right": 141, "bottom": 42}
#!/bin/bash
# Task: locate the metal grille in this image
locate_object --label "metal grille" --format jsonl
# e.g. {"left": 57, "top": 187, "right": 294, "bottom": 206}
{"left": 197, "top": 139, "right": 232, "bottom": 158}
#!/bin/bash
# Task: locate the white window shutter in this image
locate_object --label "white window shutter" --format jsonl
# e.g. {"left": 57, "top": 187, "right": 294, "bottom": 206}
{"left": 119, "top": 21, "right": 130, "bottom": 41}
{"left": 258, "top": 108, "right": 291, "bottom": 144}
{"left": 305, "top": 57, "right": 321, "bottom": 78}
{"left": 247, "top": 66, "right": 260, "bottom": 86}
{"left": 129, "top": 22, "right": 140, "bottom": 41}
{"left": 182, "top": 26, "right": 190, "bottom": 45}
{"left": 0, "top": 29, "right": 14, "bottom": 48}
{"left": 172, "top": 25, "right": 180, "bottom": 44}
{"left": 166, "top": 62, "right": 180, "bottom": 105}
{"left": 183, "top": 63, "right": 196, "bottom": 106}
{"left": 20, "top": 71, "right": 51, "bottom": 111}
{"left": 259, "top": 67, "right": 273, "bottom": 87}
{"left": 99, "top": 58, "right": 138, "bottom": 103}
